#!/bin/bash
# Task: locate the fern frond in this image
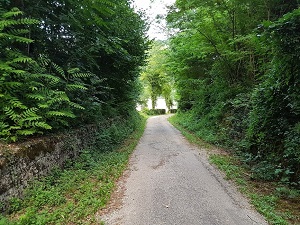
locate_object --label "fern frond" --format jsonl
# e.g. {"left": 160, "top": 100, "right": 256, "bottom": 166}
{"left": 7, "top": 29, "right": 30, "bottom": 36}
{"left": 6, "top": 126, "right": 22, "bottom": 131}
{"left": 46, "top": 110, "right": 76, "bottom": 118}
{"left": 90, "top": 12, "right": 106, "bottom": 26}
{"left": 71, "top": 72, "right": 94, "bottom": 78}
{"left": 22, "top": 121, "right": 51, "bottom": 130}
{"left": 51, "top": 62, "right": 66, "bottom": 79}
{"left": 2, "top": 8, "right": 23, "bottom": 18}
{"left": 16, "top": 129, "right": 37, "bottom": 136}
{"left": 91, "top": 0, "right": 115, "bottom": 15}
{"left": 20, "top": 107, "right": 38, "bottom": 119}
{"left": 11, "top": 56, "right": 34, "bottom": 63}
{"left": 17, "top": 18, "right": 39, "bottom": 25}
{"left": 0, "top": 122, "right": 11, "bottom": 137}
{"left": 0, "top": 63, "right": 13, "bottom": 71}
{"left": 69, "top": 102, "right": 85, "bottom": 110}
{"left": 8, "top": 98, "right": 27, "bottom": 109}
{"left": 47, "top": 96, "right": 70, "bottom": 105}
{"left": 21, "top": 116, "right": 42, "bottom": 122}
{"left": 55, "top": 91, "right": 68, "bottom": 96}
{"left": 27, "top": 93, "right": 45, "bottom": 100}
{"left": 55, "top": 118, "right": 69, "bottom": 126}
{"left": 4, "top": 82, "right": 23, "bottom": 88}
{"left": 29, "top": 81, "right": 44, "bottom": 91}
{"left": 67, "top": 68, "right": 80, "bottom": 74}
{"left": 11, "top": 69, "right": 26, "bottom": 74}
{"left": 9, "top": 136, "right": 17, "bottom": 142}
{"left": 37, "top": 103, "right": 49, "bottom": 109}
{"left": 34, "top": 122, "right": 52, "bottom": 129}
{"left": 36, "top": 87, "right": 51, "bottom": 96}
{"left": 30, "top": 73, "right": 60, "bottom": 85}
{"left": 66, "top": 84, "right": 87, "bottom": 91}
{"left": 38, "top": 55, "right": 51, "bottom": 67}
{"left": 4, "top": 107, "right": 21, "bottom": 121}
{"left": 0, "top": 122, "right": 9, "bottom": 130}
{"left": 0, "top": 19, "right": 19, "bottom": 30}
{"left": 1, "top": 33, "right": 34, "bottom": 43}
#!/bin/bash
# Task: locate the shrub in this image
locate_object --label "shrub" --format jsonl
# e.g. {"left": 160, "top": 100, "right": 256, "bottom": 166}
{"left": 141, "top": 108, "right": 166, "bottom": 115}
{"left": 246, "top": 9, "right": 300, "bottom": 185}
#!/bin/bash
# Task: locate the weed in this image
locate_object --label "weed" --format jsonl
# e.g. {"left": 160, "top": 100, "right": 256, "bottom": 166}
{"left": 209, "top": 155, "right": 242, "bottom": 180}
{"left": 8, "top": 198, "right": 23, "bottom": 213}
{"left": 0, "top": 215, "right": 10, "bottom": 225}
{"left": 168, "top": 115, "right": 213, "bottom": 149}
{"left": 251, "top": 194, "right": 288, "bottom": 225}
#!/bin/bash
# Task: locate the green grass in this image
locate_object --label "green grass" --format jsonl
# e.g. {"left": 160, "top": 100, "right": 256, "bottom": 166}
{"left": 209, "top": 154, "right": 289, "bottom": 225}
{"left": 0, "top": 113, "right": 147, "bottom": 225}
{"left": 168, "top": 114, "right": 213, "bottom": 149}
{"left": 169, "top": 114, "right": 296, "bottom": 225}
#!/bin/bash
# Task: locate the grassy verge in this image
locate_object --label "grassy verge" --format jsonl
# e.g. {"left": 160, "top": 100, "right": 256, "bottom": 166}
{"left": 0, "top": 113, "right": 147, "bottom": 225}
{"left": 169, "top": 114, "right": 300, "bottom": 225}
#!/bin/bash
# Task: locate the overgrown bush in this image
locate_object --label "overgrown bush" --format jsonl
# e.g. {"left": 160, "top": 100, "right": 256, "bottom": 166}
{"left": 0, "top": 8, "right": 94, "bottom": 141}
{"left": 141, "top": 108, "right": 166, "bottom": 115}
{"left": 167, "top": 1, "right": 300, "bottom": 186}
{"left": 0, "top": 2, "right": 148, "bottom": 142}
{"left": 247, "top": 9, "right": 300, "bottom": 185}
{"left": 169, "top": 109, "right": 177, "bottom": 114}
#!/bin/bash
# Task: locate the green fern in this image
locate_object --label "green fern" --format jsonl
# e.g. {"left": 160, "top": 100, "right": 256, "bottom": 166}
{"left": 67, "top": 68, "right": 80, "bottom": 74}
{"left": 0, "top": 8, "right": 93, "bottom": 141}
{"left": 20, "top": 108, "right": 39, "bottom": 119}
{"left": 2, "top": 33, "right": 34, "bottom": 43}
{"left": 30, "top": 73, "right": 60, "bottom": 86}
{"left": 27, "top": 93, "right": 46, "bottom": 101}
{"left": 47, "top": 96, "right": 70, "bottom": 106}
{"left": 51, "top": 62, "right": 67, "bottom": 80}
{"left": 6, "top": 28, "right": 30, "bottom": 36}
{"left": 3, "top": 107, "right": 22, "bottom": 122}
{"left": 16, "top": 129, "right": 37, "bottom": 136}
{"left": 0, "top": 122, "right": 10, "bottom": 136}
{"left": 11, "top": 56, "right": 34, "bottom": 64}
{"left": 37, "top": 103, "right": 49, "bottom": 109}
{"left": 46, "top": 110, "right": 76, "bottom": 118}
{"left": 1, "top": 7, "right": 23, "bottom": 18}
{"left": 70, "top": 72, "right": 93, "bottom": 78}
{"left": 68, "top": 102, "right": 85, "bottom": 110}
{"left": 23, "top": 122, "right": 52, "bottom": 129}
{"left": 3, "top": 82, "right": 23, "bottom": 88}
{"left": 8, "top": 97, "right": 27, "bottom": 109}
{"left": 66, "top": 84, "right": 87, "bottom": 91}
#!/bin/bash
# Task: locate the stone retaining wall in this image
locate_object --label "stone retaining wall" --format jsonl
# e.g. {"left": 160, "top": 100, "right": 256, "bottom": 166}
{"left": 0, "top": 125, "right": 98, "bottom": 212}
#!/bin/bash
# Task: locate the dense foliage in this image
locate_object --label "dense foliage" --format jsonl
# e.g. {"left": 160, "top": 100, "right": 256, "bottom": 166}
{"left": 139, "top": 41, "right": 174, "bottom": 111}
{"left": 0, "top": 0, "right": 148, "bottom": 141}
{"left": 166, "top": 0, "right": 300, "bottom": 185}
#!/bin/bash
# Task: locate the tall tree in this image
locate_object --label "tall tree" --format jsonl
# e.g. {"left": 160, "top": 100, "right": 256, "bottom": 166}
{"left": 0, "top": 0, "right": 149, "bottom": 141}
{"left": 140, "top": 41, "right": 174, "bottom": 111}
{"left": 166, "top": 0, "right": 300, "bottom": 184}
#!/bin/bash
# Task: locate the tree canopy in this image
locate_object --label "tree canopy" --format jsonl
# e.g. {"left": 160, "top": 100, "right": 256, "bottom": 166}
{"left": 140, "top": 41, "right": 174, "bottom": 111}
{"left": 166, "top": 0, "right": 300, "bottom": 185}
{"left": 0, "top": 0, "right": 149, "bottom": 141}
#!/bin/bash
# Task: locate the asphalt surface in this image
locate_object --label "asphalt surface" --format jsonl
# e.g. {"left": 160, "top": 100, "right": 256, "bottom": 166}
{"left": 100, "top": 115, "right": 268, "bottom": 225}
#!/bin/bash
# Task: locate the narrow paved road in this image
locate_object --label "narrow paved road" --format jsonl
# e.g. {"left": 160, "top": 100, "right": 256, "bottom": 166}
{"left": 100, "top": 115, "right": 267, "bottom": 225}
